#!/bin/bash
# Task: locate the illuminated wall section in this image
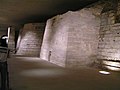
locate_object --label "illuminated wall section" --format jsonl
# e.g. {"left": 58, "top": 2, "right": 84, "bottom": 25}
{"left": 8, "top": 27, "right": 15, "bottom": 53}
{"left": 17, "top": 23, "right": 45, "bottom": 57}
{"left": 66, "top": 8, "right": 101, "bottom": 68}
{"left": 40, "top": 2, "right": 103, "bottom": 68}
{"left": 40, "top": 15, "right": 69, "bottom": 67}
{"left": 98, "top": 0, "right": 120, "bottom": 71}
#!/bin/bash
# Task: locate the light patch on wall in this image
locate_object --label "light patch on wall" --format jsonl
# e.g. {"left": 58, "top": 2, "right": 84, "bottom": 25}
{"left": 105, "top": 66, "right": 120, "bottom": 71}
{"left": 102, "top": 53, "right": 120, "bottom": 71}
{"left": 25, "top": 31, "right": 35, "bottom": 38}
{"left": 103, "top": 61, "right": 120, "bottom": 68}
{"left": 7, "top": 27, "right": 11, "bottom": 43}
{"left": 102, "top": 60, "right": 120, "bottom": 71}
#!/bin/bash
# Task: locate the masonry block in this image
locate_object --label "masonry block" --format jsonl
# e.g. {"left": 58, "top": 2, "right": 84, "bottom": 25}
{"left": 17, "top": 23, "right": 45, "bottom": 57}
{"left": 40, "top": 2, "right": 102, "bottom": 68}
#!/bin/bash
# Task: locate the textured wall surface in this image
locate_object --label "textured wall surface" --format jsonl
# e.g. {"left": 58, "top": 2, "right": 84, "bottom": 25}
{"left": 66, "top": 10, "right": 100, "bottom": 68}
{"left": 40, "top": 15, "right": 69, "bottom": 67}
{"left": 97, "top": 0, "right": 120, "bottom": 71}
{"left": 17, "top": 23, "right": 45, "bottom": 57}
{"left": 98, "top": 1, "right": 120, "bottom": 60}
{"left": 8, "top": 27, "right": 15, "bottom": 53}
{"left": 40, "top": 1, "right": 103, "bottom": 68}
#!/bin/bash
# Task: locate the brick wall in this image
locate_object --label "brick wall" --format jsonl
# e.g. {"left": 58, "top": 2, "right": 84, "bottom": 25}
{"left": 66, "top": 9, "right": 100, "bottom": 68}
{"left": 97, "top": 0, "right": 120, "bottom": 70}
{"left": 40, "top": 1, "right": 103, "bottom": 68}
{"left": 40, "top": 15, "right": 69, "bottom": 67}
{"left": 17, "top": 23, "right": 45, "bottom": 57}
{"left": 8, "top": 27, "right": 15, "bottom": 53}
{"left": 98, "top": 1, "right": 119, "bottom": 60}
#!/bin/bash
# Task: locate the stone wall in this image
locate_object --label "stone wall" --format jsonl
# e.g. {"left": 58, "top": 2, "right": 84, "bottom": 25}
{"left": 8, "top": 27, "right": 15, "bottom": 53}
{"left": 40, "top": 15, "right": 69, "bottom": 67}
{"left": 98, "top": 1, "right": 118, "bottom": 60}
{"left": 66, "top": 9, "right": 100, "bottom": 68}
{"left": 40, "top": 1, "right": 103, "bottom": 68}
{"left": 97, "top": 0, "right": 120, "bottom": 71}
{"left": 17, "top": 23, "right": 45, "bottom": 57}
{"left": 98, "top": 23, "right": 120, "bottom": 59}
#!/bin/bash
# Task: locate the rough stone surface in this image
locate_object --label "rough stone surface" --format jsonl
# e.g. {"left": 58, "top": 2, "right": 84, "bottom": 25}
{"left": 96, "top": 0, "right": 120, "bottom": 71}
{"left": 8, "top": 27, "right": 15, "bottom": 53}
{"left": 66, "top": 10, "right": 100, "bottom": 68}
{"left": 40, "top": 1, "right": 102, "bottom": 68}
{"left": 17, "top": 23, "right": 45, "bottom": 57}
{"left": 40, "top": 15, "right": 69, "bottom": 67}
{"left": 98, "top": 0, "right": 120, "bottom": 61}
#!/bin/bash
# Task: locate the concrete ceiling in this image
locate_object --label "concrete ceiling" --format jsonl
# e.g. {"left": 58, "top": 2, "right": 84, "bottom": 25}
{"left": 0, "top": 0, "right": 99, "bottom": 24}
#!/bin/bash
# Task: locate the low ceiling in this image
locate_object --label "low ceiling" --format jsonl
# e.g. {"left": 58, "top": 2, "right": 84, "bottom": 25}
{"left": 0, "top": 0, "right": 99, "bottom": 25}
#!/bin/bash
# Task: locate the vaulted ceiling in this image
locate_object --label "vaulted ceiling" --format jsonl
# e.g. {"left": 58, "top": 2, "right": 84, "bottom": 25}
{"left": 0, "top": 0, "right": 99, "bottom": 24}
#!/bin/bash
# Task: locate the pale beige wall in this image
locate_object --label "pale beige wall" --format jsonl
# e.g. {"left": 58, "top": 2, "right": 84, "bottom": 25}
{"left": 17, "top": 23, "right": 45, "bottom": 57}
{"left": 40, "top": 15, "right": 69, "bottom": 67}
{"left": 40, "top": 1, "right": 102, "bottom": 68}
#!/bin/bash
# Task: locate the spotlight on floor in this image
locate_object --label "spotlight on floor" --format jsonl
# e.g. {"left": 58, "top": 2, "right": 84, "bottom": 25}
{"left": 20, "top": 69, "right": 67, "bottom": 77}
{"left": 99, "top": 71, "right": 110, "bottom": 75}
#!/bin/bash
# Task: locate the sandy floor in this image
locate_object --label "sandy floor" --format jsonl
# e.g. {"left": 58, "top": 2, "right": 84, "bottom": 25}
{"left": 7, "top": 55, "right": 120, "bottom": 90}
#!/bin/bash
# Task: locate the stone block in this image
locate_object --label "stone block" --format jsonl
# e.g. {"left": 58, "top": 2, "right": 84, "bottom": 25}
{"left": 17, "top": 23, "right": 45, "bottom": 57}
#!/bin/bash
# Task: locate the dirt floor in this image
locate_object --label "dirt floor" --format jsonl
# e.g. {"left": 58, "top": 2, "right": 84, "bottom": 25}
{"left": 7, "top": 55, "right": 120, "bottom": 90}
